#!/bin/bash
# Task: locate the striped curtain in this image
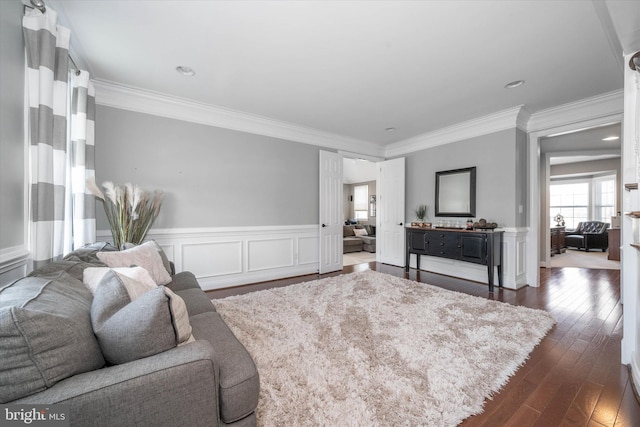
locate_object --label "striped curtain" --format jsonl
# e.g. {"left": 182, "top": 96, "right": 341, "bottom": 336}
{"left": 23, "top": 8, "right": 70, "bottom": 268}
{"left": 67, "top": 70, "right": 97, "bottom": 250}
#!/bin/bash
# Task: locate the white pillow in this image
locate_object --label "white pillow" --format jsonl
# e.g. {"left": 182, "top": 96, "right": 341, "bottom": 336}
{"left": 83, "top": 266, "right": 157, "bottom": 298}
{"left": 97, "top": 241, "right": 172, "bottom": 285}
{"left": 353, "top": 228, "right": 368, "bottom": 237}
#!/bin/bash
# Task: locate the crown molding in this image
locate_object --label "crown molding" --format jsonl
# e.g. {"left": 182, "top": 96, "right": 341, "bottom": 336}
{"left": 384, "top": 105, "right": 526, "bottom": 158}
{"left": 93, "top": 80, "right": 384, "bottom": 158}
{"left": 527, "top": 90, "right": 624, "bottom": 133}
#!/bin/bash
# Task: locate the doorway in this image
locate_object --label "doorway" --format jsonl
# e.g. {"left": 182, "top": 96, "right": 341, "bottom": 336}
{"left": 342, "top": 157, "right": 377, "bottom": 266}
{"left": 538, "top": 122, "right": 622, "bottom": 270}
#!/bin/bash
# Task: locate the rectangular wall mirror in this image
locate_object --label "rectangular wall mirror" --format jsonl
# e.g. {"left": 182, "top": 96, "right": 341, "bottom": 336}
{"left": 435, "top": 167, "right": 476, "bottom": 217}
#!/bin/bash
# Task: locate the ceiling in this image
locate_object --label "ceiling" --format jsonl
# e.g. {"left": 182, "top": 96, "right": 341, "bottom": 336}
{"left": 542, "top": 122, "right": 622, "bottom": 165}
{"left": 46, "top": 0, "right": 640, "bottom": 148}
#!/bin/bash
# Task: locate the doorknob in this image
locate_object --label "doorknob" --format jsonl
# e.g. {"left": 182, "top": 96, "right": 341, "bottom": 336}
{"left": 322, "top": 224, "right": 327, "bottom": 227}
{"left": 398, "top": 222, "right": 403, "bottom": 226}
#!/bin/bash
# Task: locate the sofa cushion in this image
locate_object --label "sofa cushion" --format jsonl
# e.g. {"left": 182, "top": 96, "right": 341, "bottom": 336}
{"left": 343, "top": 225, "right": 356, "bottom": 237}
{"left": 28, "top": 259, "right": 104, "bottom": 282}
{"left": 91, "top": 270, "right": 194, "bottom": 365}
{"left": 63, "top": 241, "right": 118, "bottom": 263}
{"left": 364, "top": 224, "right": 376, "bottom": 236}
{"left": 97, "top": 241, "right": 172, "bottom": 285}
{"left": 0, "top": 271, "right": 105, "bottom": 403}
{"left": 343, "top": 237, "right": 363, "bottom": 247}
{"left": 189, "top": 312, "right": 260, "bottom": 423}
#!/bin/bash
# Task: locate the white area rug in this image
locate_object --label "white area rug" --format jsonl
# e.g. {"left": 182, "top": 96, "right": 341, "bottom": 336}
{"left": 213, "top": 270, "right": 555, "bottom": 426}
{"left": 550, "top": 248, "right": 620, "bottom": 269}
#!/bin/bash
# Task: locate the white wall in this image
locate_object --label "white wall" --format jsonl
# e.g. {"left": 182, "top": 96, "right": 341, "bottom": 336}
{"left": 620, "top": 51, "right": 640, "bottom": 391}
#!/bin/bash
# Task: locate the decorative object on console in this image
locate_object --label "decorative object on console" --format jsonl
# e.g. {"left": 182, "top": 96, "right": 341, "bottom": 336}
{"left": 87, "top": 179, "right": 164, "bottom": 250}
{"left": 554, "top": 213, "right": 565, "bottom": 227}
{"left": 412, "top": 204, "right": 431, "bottom": 227}
{"left": 473, "top": 218, "right": 498, "bottom": 229}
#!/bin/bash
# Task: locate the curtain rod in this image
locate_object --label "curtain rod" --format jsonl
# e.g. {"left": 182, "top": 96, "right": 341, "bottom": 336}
{"left": 25, "top": 0, "right": 82, "bottom": 74}
{"left": 30, "top": 0, "right": 46, "bottom": 13}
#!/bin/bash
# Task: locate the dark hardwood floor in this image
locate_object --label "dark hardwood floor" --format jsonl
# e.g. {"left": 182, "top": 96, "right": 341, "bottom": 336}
{"left": 207, "top": 262, "right": 640, "bottom": 426}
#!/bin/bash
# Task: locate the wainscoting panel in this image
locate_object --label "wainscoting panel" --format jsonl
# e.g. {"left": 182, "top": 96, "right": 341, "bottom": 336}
{"left": 0, "top": 245, "right": 30, "bottom": 287}
{"left": 247, "top": 238, "right": 294, "bottom": 272}
{"left": 97, "top": 225, "right": 319, "bottom": 291}
{"left": 182, "top": 241, "right": 243, "bottom": 278}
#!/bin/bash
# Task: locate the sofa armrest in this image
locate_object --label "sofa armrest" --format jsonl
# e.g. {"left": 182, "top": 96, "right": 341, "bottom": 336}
{"left": 15, "top": 340, "right": 221, "bottom": 427}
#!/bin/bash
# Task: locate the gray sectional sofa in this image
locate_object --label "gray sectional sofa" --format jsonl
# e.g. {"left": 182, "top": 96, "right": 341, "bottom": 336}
{"left": 343, "top": 224, "right": 376, "bottom": 253}
{"left": 0, "top": 242, "right": 259, "bottom": 427}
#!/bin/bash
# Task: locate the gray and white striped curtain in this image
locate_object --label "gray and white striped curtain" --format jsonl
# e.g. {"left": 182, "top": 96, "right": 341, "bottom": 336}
{"left": 68, "top": 71, "right": 97, "bottom": 249}
{"left": 23, "top": 8, "right": 71, "bottom": 268}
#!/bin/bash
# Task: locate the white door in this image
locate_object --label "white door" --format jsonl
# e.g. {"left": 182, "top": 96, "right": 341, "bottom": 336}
{"left": 319, "top": 150, "right": 343, "bottom": 274}
{"left": 377, "top": 157, "right": 406, "bottom": 266}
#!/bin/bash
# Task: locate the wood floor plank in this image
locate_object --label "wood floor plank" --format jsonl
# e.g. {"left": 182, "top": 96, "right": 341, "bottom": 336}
{"left": 613, "top": 380, "right": 640, "bottom": 427}
{"left": 205, "top": 263, "right": 639, "bottom": 426}
{"left": 560, "top": 381, "right": 604, "bottom": 426}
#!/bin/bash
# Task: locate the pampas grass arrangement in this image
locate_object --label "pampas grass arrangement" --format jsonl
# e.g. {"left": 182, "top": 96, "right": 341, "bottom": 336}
{"left": 87, "top": 178, "right": 164, "bottom": 249}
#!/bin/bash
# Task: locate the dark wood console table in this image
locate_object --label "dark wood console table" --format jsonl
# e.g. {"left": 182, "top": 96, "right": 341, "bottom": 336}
{"left": 405, "top": 227, "right": 504, "bottom": 292}
{"left": 550, "top": 226, "right": 566, "bottom": 256}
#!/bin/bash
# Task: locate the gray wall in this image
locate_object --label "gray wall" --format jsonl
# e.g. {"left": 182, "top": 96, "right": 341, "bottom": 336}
{"left": 0, "top": 0, "right": 26, "bottom": 249}
{"left": 515, "top": 128, "right": 528, "bottom": 227}
{"left": 404, "top": 129, "right": 522, "bottom": 227}
{"left": 95, "top": 106, "right": 320, "bottom": 229}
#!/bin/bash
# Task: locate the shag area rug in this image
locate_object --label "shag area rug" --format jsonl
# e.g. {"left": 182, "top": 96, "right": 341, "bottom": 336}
{"left": 213, "top": 270, "right": 555, "bottom": 426}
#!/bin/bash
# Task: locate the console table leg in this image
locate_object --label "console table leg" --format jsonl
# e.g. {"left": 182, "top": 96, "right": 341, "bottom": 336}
{"left": 487, "top": 263, "right": 494, "bottom": 293}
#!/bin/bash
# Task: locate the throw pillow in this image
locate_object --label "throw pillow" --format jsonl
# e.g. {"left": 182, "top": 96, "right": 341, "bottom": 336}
{"left": 353, "top": 228, "right": 368, "bottom": 237}
{"left": 91, "top": 270, "right": 194, "bottom": 365}
{"left": 122, "top": 240, "right": 172, "bottom": 276}
{"left": 82, "top": 267, "right": 158, "bottom": 300}
{"left": 343, "top": 225, "right": 356, "bottom": 237}
{"left": 0, "top": 271, "right": 105, "bottom": 403}
{"left": 83, "top": 266, "right": 157, "bottom": 295}
{"left": 97, "top": 241, "right": 172, "bottom": 285}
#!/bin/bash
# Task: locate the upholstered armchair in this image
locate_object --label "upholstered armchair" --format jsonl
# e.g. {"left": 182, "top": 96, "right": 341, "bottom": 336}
{"left": 564, "top": 221, "right": 610, "bottom": 252}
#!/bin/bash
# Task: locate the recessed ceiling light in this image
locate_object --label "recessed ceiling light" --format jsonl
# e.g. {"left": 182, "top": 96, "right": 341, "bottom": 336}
{"left": 504, "top": 80, "right": 525, "bottom": 89}
{"left": 385, "top": 127, "right": 396, "bottom": 132}
{"left": 602, "top": 136, "right": 619, "bottom": 141}
{"left": 176, "top": 66, "right": 195, "bottom": 76}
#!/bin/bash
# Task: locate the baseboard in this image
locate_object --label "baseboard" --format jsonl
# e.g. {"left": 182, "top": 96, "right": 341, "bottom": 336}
{"left": 631, "top": 353, "right": 640, "bottom": 403}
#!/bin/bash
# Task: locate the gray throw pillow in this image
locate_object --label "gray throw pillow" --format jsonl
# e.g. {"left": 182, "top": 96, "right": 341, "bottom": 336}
{"left": 91, "top": 270, "right": 193, "bottom": 365}
{"left": 0, "top": 271, "right": 105, "bottom": 403}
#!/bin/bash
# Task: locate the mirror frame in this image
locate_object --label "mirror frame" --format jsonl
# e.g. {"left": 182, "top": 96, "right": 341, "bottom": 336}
{"left": 435, "top": 167, "right": 476, "bottom": 217}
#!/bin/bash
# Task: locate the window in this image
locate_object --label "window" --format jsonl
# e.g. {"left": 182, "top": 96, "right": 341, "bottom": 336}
{"left": 594, "top": 175, "right": 616, "bottom": 223}
{"left": 549, "top": 181, "right": 589, "bottom": 229}
{"left": 353, "top": 185, "right": 368, "bottom": 220}
{"left": 549, "top": 174, "right": 617, "bottom": 229}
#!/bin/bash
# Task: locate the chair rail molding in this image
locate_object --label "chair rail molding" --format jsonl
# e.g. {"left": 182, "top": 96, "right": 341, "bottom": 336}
{"left": 97, "top": 225, "right": 320, "bottom": 291}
